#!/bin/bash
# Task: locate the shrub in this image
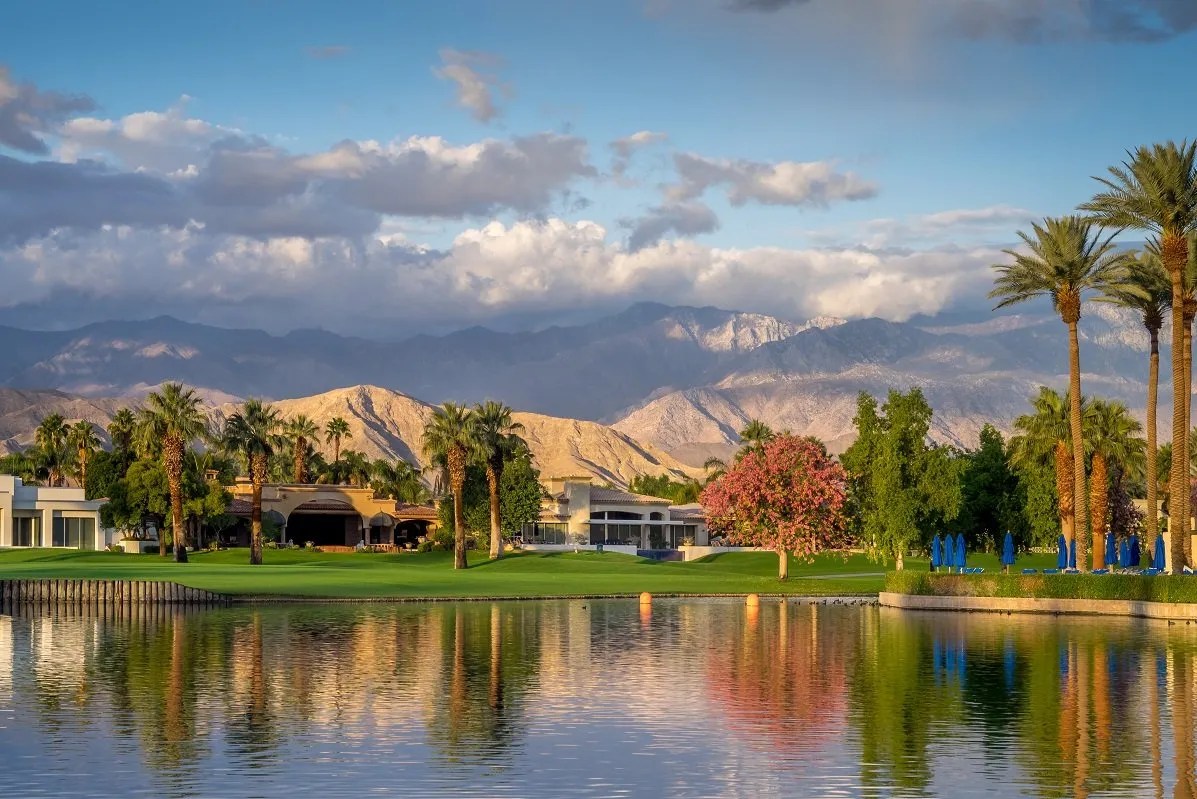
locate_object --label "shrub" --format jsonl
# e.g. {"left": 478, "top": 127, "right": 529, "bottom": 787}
{"left": 884, "top": 572, "right": 1197, "bottom": 604}
{"left": 304, "top": 541, "right": 316, "bottom": 550}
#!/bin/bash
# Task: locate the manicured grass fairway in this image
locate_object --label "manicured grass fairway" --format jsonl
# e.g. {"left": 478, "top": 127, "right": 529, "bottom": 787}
{"left": 0, "top": 548, "right": 1060, "bottom": 599}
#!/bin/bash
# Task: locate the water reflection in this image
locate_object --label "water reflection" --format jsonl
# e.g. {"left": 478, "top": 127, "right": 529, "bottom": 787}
{"left": 0, "top": 600, "right": 1196, "bottom": 797}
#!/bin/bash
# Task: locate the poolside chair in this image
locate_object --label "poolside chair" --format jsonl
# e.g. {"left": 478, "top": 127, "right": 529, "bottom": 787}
{"left": 1021, "top": 568, "right": 1038, "bottom": 575}
{"left": 1143, "top": 568, "right": 1161, "bottom": 576}
{"left": 1092, "top": 569, "right": 1109, "bottom": 575}
{"left": 1042, "top": 568, "right": 1059, "bottom": 575}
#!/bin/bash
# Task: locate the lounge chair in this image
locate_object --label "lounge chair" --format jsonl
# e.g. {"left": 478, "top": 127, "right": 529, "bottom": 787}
{"left": 1021, "top": 568, "right": 1038, "bottom": 575}
{"left": 1092, "top": 569, "right": 1109, "bottom": 575}
{"left": 1042, "top": 568, "right": 1059, "bottom": 574}
{"left": 1143, "top": 568, "right": 1161, "bottom": 576}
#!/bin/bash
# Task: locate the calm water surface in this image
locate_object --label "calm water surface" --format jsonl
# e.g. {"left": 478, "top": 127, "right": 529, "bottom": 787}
{"left": 0, "top": 599, "right": 1195, "bottom": 798}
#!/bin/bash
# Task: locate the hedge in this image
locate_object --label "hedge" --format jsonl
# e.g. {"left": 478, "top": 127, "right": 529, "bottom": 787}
{"left": 885, "top": 570, "right": 1197, "bottom": 604}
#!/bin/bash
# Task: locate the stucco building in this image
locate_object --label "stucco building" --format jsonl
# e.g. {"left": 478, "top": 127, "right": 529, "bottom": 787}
{"left": 521, "top": 476, "right": 708, "bottom": 551}
{"left": 0, "top": 475, "right": 108, "bottom": 550}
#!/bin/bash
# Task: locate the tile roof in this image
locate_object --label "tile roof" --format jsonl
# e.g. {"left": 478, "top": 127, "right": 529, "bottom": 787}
{"left": 590, "top": 487, "right": 672, "bottom": 505}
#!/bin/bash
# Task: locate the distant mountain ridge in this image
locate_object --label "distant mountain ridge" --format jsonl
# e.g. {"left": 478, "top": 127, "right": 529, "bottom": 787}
{"left": 0, "top": 301, "right": 1167, "bottom": 464}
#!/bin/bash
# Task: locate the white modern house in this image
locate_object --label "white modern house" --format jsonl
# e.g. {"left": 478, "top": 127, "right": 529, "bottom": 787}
{"left": 521, "top": 476, "right": 708, "bottom": 554}
{"left": 0, "top": 475, "right": 109, "bottom": 550}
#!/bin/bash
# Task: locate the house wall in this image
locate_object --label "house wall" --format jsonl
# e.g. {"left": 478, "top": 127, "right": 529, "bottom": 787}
{"left": 0, "top": 475, "right": 109, "bottom": 550}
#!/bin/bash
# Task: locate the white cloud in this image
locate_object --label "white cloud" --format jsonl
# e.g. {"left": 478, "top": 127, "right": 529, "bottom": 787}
{"left": 433, "top": 49, "right": 510, "bottom": 123}
{"left": 622, "top": 201, "right": 719, "bottom": 250}
{"left": 807, "top": 204, "right": 1037, "bottom": 248}
{"left": 0, "top": 217, "right": 999, "bottom": 331}
{"left": 610, "top": 130, "right": 669, "bottom": 178}
{"left": 670, "top": 152, "right": 877, "bottom": 208}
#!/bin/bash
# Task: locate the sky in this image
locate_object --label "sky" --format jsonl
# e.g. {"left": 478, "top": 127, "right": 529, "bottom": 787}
{"left": 2, "top": 0, "right": 1196, "bottom": 335}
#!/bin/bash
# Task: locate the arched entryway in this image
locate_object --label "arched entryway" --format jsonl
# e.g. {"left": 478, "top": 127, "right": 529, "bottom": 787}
{"left": 286, "top": 499, "right": 365, "bottom": 548}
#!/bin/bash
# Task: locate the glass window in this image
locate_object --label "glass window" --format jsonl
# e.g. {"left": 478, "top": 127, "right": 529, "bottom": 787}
{"left": 13, "top": 515, "right": 40, "bottom": 547}
{"left": 523, "top": 523, "right": 567, "bottom": 545}
{"left": 52, "top": 517, "right": 95, "bottom": 549}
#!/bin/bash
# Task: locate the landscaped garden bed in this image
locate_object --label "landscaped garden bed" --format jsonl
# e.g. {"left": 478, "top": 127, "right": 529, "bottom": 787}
{"left": 886, "top": 570, "right": 1197, "bottom": 604}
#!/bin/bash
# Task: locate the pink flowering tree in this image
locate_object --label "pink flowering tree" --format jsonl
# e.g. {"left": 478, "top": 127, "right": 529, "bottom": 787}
{"left": 700, "top": 434, "right": 851, "bottom": 580}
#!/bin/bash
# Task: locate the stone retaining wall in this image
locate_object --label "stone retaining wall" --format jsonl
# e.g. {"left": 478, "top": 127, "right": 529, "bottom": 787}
{"left": 0, "top": 579, "right": 229, "bottom": 606}
{"left": 879, "top": 591, "right": 1197, "bottom": 620}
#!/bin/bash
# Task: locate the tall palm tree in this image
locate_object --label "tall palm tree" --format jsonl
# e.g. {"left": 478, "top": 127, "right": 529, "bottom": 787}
{"left": 107, "top": 408, "right": 137, "bottom": 455}
{"left": 371, "top": 458, "right": 429, "bottom": 505}
{"left": 324, "top": 417, "right": 352, "bottom": 473}
{"left": 703, "top": 456, "right": 728, "bottom": 482}
{"left": 422, "top": 402, "right": 482, "bottom": 569}
{"left": 1010, "top": 387, "right": 1089, "bottom": 549}
{"left": 474, "top": 401, "right": 526, "bottom": 560}
{"left": 1087, "top": 399, "right": 1145, "bottom": 569}
{"left": 34, "top": 413, "right": 68, "bottom": 487}
{"left": 738, "top": 420, "right": 774, "bottom": 448}
{"left": 1082, "top": 141, "right": 1197, "bottom": 570}
{"left": 139, "top": 383, "right": 208, "bottom": 561}
{"left": 285, "top": 415, "right": 320, "bottom": 483}
{"left": 1100, "top": 251, "right": 1171, "bottom": 545}
{"left": 991, "top": 216, "right": 1131, "bottom": 571}
{"left": 338, "top": 450, "right": 372, "bottom": 488}
{"left": 223, "top": 399, "right": 283, "bottom": 565}
{"left": 67, "top": 420, "right": 101, "bottom": 492}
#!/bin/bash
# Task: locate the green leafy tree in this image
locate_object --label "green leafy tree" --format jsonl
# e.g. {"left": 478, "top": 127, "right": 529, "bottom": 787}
{"left": 628, "top": 474, "right": 702, "bottom": 504}
{"left": 1009, "top": 387, "right": 1086, "bottom": 549}
{"left": 957, "top": 425, "right": 1027, "bottom": 554}
{"left": 473, "top": 401, "right": 526, "bottom": 560}
{"left": 1082, "top": 141, "right": 1197, "bottom": 569}
{"left": 498, "top": 451, "right": 545, "bottom": 540}
{"left": 102, "top": 458, "right": 171, "bottom": 536}
{"left": 423, "top": 403, "right": 483, "bottom": 570}
{"left": 137, "top": 383, "right": 207, "bottom": 562}
{"left": 842, "top": 389, "right": 963, "bottom": 570}
{"left": 222, "top": 399, "right": 283, "bottom": 565}
{"left": 990, "top": 216, "right": 1131, "bottom": 571}
{"left": 0, "top": 449, "right": 42, "bottom": 484}
{"left": 35, "top": 413, "right": 69, "bottom": 486}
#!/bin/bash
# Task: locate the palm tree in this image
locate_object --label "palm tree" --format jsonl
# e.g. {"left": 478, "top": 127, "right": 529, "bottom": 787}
{"left": 107, "top": 408, "right": 137, "bottom": 455}
{"left": 34, "top": 413, "right": 68, "bottom": 487}
{"left": 339, "top": 449, "right": 372, "bottom": 488}
{"left": 285, "top": 415, "right": 320, "bottom": 483}
{"left": 1010, "top": 387, "right": 1089, "bottom": 549}
{"left": 1100, "top": 251, "right": 1172, "bottom": 545}
{"left": 991, "top": 216, "right": 1131, "bottom": 571}
{"left": 139, "top": 383, "right": 208, "bottom": 561}
{"left": 223, "top": 399, "right": 283, "bottom": 565}
{"left": 422, "top": 403, "right": 482, "bottom": 569}
{"left": 703, "top": 456, "right": 727, "bottom": 481}
{"left": 67, "top": 420, "right": 101, "bottom": 492}
{"left": 1087, "top": 399, "right": 1145, "bottom": 569}
{"left": 372, "top": 458, "right": 429, "bottom": 505}
{"left": 324, "top": 417, "right": 352, "bottom": 474}
{"left": 737, "top": 420, "right": 775, "bottom": 453}
{"left": 474, "top": 401, "right": 526, "bottom": 560}
{"left": 1081, "top": 141, "right": 1197, "bottom": 570}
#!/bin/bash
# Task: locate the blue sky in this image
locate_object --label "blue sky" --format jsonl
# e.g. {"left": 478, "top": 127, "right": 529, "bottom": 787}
{"left": 1, "top": 0, "right": 1195, "bottom": 334}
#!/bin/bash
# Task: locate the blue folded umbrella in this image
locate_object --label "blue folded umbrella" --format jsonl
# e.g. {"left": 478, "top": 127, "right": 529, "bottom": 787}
{"left": 1069, "top": 539, "right": 1077, "bottom": 569}
{"left": 1154, "top": 534, "right": 1166, "bottom": 571}
{"left": 931, "top": 534, "right": 942, "bottom": 569}
{"left": 1130, "top": 533, "right": 1141, "bottom": 567}
{"left": 1001, "top": 531, "right": 1015, "bottom": 567}
{"left": 1105, "top": 530, "right": 1118, "bottom": 567}
{"left": 1057, "top": 534, "right": 1068, "bottom": 570}
{"left": 945, "top": 535, "right": 955, "bottom": 573}
{"left": 956, "top": 533, "right": 966, "bottom": 570}
{"left": 1119, "top": 539, "right": 1129, "bottom": 569}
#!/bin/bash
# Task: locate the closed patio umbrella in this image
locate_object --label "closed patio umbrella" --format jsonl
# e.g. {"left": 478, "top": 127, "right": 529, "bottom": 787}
{"left": 1105, "top": 530, "right": 1118, "bottom": 568}
{"left": 1154, "top": 534, "right": 1166, "bottom": 571}
{"left": 931, "top": 534, "right": 942, "bottom": 571}
{"left": 1001, "top": 531, "right": 1015, "bottom": 571}
{"left": 1057, "top": 534, "right": 1068, "bottom": 570}
{"left": 1069, "top": 538, "right": 1077, "bottom": 570}
{"left": 1130, "top": 533, "right": 1141, "bottom": 567}
{"left": 944, "top": 535, "right": 956, "bottom": 573}
{"left": 955, "top": 533, "right": 966, "bottom": 571}
{"left": 1119, "top": 539, "right": 1129, "bottom": 569}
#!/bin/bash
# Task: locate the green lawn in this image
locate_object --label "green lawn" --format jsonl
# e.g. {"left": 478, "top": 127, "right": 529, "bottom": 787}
{"left": 0, "top": 548, "right": 1062, "bottom": 600}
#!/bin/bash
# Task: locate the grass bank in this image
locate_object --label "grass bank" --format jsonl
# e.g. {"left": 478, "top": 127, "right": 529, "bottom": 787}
{"left": 0, "top": 548, "right": 898, "bottom": 599}
{"left": 887, "top": 570, "right": 1197, "bottom": 604}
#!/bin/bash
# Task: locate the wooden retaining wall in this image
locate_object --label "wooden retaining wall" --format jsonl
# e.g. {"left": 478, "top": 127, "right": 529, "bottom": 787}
{"left": 0, "top": 579, "right": 229, "bottom": 607}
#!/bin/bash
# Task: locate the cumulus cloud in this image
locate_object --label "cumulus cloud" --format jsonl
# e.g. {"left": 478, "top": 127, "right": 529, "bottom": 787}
{"left": 808, "top": 204, "right": 1037, "bottom": 249}
{"left": 623, "top": 201, "right": 719, "bottom": 250}
{"left": 0, "top": 217, "right": 999, "bottom": 332}
{"left": 670, "top": 152, "right": 876, "bottom": 208}
{"left": 433, "top": 49, "right": 510, "bottom": 123}
{"left": 610, "top": 130, "right": 668, "bottom": 177}
{"left": 0, "top": 66, "right": 94, "bottom": 154}
{"left": 724, "top": 0, "right": 1197, "bottom": 43}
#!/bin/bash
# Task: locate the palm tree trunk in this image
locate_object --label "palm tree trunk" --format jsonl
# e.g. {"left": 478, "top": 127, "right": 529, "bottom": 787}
{"left": 449, "top": 448, "right": 468, "bottom": 570}
{"left": 1090, "top": 453, "right": 1107, "bottom": 571}
{"left": 333, "top": 437, "right": 341, "bottom": 470}
{"left": 1147, "top": 328, "right": 1160, "bottom": 546}
{"left": 1168, "top": 251, "right": 1188, "bottom": 572}
{"left": 166, "top": 439, "right": 188, "bottom": 563}
{"left": 1056, "top": 440, "right": 1075, "bottom": 546}
{"left": 487, "top": 461, "right": 502, "bottom": 560}
{"left": 293, "top": 439, "right": 304, "bottom": 483}
{"left": 250, "top": 454, "right": 265, "bottom": 566}
{"left": 1186, "top": 309, "right": 1195, "bottom": 568}
{"left": 1067, "top": 320, "right": 1090, "bottom": 571}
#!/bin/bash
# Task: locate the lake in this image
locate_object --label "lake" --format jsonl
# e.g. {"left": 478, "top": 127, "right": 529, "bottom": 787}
{"left": 0, "top": 599, "right": 1194, "bottom": 798}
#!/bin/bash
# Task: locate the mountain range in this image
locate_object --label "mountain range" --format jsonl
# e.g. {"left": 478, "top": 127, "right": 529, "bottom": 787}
{"left": 0, "top": 301, "right": 1167, "bottom": 469}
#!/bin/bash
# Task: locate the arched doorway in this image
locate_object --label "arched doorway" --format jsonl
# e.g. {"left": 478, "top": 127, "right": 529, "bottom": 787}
{"left": 286, "top": 499, "right": 364, "bottom": 548}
